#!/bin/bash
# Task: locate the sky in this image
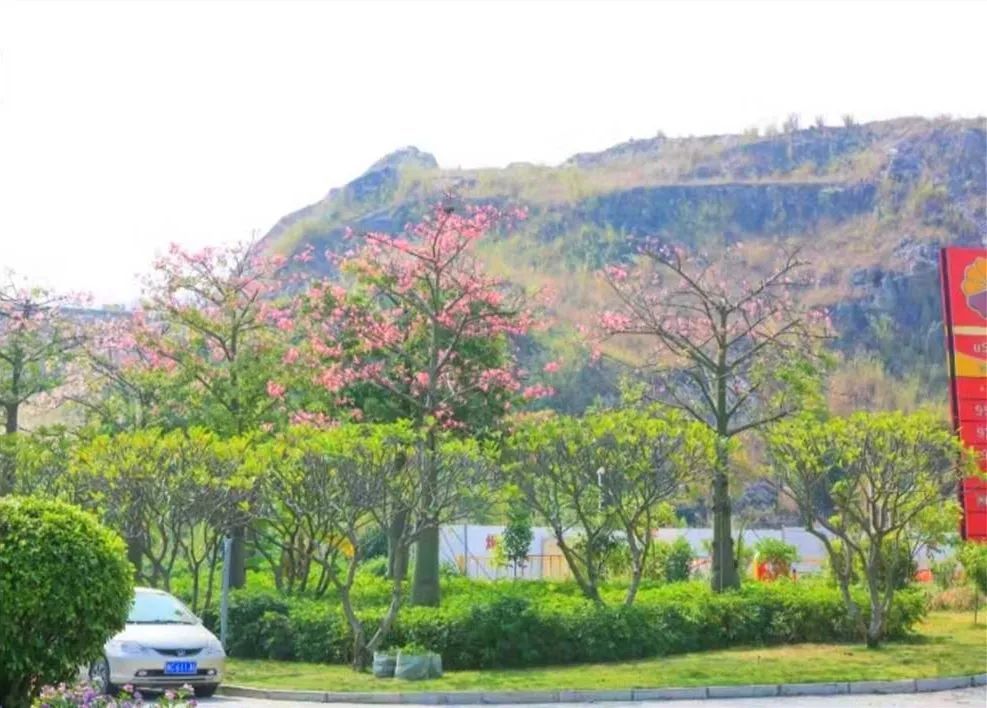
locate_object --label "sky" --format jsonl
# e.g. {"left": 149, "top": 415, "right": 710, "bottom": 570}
{"left": 1, "top": 0, "right": 985, "bottom": 305}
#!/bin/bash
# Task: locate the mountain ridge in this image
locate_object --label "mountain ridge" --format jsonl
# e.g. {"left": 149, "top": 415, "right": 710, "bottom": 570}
{"left": 260, "top": 115, "right": 986, "bottom": 410}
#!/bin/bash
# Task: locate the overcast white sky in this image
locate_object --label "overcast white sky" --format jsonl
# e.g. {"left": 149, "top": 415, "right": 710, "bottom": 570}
{"left": 1, "top": 0, "right": 985, "bottom": 305}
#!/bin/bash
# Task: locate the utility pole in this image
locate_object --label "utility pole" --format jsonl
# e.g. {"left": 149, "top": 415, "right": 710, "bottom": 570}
{"left": 220, "top": 535, "right": 232, "bottom": 649}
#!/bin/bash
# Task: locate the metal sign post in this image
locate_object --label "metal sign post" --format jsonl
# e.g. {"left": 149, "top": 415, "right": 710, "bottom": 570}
{"left": 220, "top": 535, "right": 233, "bottom": 649}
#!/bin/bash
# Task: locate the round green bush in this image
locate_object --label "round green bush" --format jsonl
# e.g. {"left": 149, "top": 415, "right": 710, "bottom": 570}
{"left": 0, "top": 496, "right": 133, "bottom": 708}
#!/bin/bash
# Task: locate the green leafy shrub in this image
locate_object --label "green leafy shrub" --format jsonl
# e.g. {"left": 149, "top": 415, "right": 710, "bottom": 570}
{"left": 359, "top": 556, "right": 389, "bottom": 578}
{"left": 259, "top": 611, "right": 294, "bottom": 660}
{"left": 397, "top": 642, "right": 431, "bottom": 655}
{"left": 0, "top": 497, "right": 134, "bottom": 708}
{"left": 876, "top": 541, "right": 919, "bottom": 591}
{"left": 957, "top": 541, "right": 987, "bottom": 622}
{"left": 359, "top": 527, "right": 389, "bottom": 560}
{"left": 217, "top": 577, "right": 925, "bottom": 670}
{"left": 931, "top": 557, "right": 958, "bottom": 590}
{"left": 958, "top": 542, "right": 987, "bottom": 596}
{"left": 754, "top": 537, "right": 799, "bottom": 578}
{"left": 661, "top": 537, "right": 694, "bottom": 582}
{"left": 289, "top": 603, "right": 351, "bottom": 663}
{"left": 734, "top": 536, "right": 756, "bottom": 578}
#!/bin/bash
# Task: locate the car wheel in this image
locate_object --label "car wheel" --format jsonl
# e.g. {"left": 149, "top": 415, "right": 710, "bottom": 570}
{"left": 89, "top": 656, "right": 117, "bottom": 696}
{"left": 194, "top": 684, "right": 219, "bottom": 698}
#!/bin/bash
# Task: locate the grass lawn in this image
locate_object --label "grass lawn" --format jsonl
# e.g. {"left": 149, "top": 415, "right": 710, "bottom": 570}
{"left": 225, "top": 612, "right": 987, "bottom": 693}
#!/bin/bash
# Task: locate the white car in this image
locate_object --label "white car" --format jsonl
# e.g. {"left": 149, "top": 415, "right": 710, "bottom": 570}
{"left": 87, "top": 587, "right": 226, "bottom": 698}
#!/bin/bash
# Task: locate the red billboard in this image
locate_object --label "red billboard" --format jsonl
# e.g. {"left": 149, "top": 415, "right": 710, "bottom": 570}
{"left": 940, "top": 246, "right": 987, "bottom": 541}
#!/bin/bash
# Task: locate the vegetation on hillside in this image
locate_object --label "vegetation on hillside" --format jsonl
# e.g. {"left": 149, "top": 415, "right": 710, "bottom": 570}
{"left": 260, "top": 116, "right": 986, "bottom": 414}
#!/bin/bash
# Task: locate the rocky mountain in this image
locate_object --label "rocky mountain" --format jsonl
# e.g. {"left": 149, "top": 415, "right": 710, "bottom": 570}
{"left": 261, "top": 116, "right": 986, "bottom": 411}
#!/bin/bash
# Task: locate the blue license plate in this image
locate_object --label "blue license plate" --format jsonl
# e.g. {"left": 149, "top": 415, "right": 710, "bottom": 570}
{"left": 164, "top": 661, "right": 197, "bottom": 675}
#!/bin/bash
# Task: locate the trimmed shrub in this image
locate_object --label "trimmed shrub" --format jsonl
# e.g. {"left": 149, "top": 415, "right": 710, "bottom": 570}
{"left": 0, "top": 497, "right": 134, "bottom": 708}
{"left": 217, "top": 578, "right": 926, "bottom": 670}
{"left": 201, "top": 588, "right": 291, "bottom": 659}
{"left": 661, "top": 537, "right": 694, "bottom": 582}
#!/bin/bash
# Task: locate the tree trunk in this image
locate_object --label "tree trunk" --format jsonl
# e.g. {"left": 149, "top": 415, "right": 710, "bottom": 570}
{"left": 710, "top": 341, "right": 739, "bottom": 593}
{"left": 350, "top": 625, "right": 367, "bottom": 671}
{"left": 4, "top": 403, "right": 17, "bottom": 434}
{"left": 387, "top": 509, "right": 410, "bottom": 581}
{"left": 866, "top": 603, "right": 884, "bottom": 648}
{"left": 865, "top": 560, "right": 886, "bottom": 648}
{"left": 337, "top": 585, "right": 369, "bottom": 670}
{"left": 387, "top": 452, "right": 410, "bottom": 581}
{"left": 1, "top": 676, "right": 32, "bottom": 708}
{"left": 411, "top": 435, "right": 440, "bottom": 606}
{"left": 556, "top": 537, "right": 602, "bottom": 604}
{"left": 366, "top": 580, "right": 405, "bottom": 656}
{"left": 710, "top": 441, "right": 739, "bottom": 592}
{"left": 624, "top": 531, "right": 646, "bottom": 606}
{"left": 126, "top": 536, "right": 144, "bottom": 576}
{"left": 0, "top": 405, "right": 15, "bottom": 496}
{"left": 625, "top": 566, "right": 643, "bottom": 606}
{"left": 0, "top": 459, "right": 11, "bottom": 497}
{"left": 836, "top": 559, "right": 864, "bottom": 636}
{"left": 411, "top": 526, "right": 440, "bottom": 606}
{"left": 229, "top": 525, "right": 247, "bottom": 589}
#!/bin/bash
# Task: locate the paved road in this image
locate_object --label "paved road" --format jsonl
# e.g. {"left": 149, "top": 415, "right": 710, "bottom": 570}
{"left": 196, "top": 686, "right": 986, "bottom": 706}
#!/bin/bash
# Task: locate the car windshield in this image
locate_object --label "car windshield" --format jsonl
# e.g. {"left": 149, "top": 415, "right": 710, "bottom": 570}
{"left": 127, "top": 592, "right": 199, "bottom": 625}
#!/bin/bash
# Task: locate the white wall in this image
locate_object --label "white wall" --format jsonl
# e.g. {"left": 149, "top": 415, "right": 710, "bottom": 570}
{"left": 439, "top": 525, "right": 838, "bottom": 578}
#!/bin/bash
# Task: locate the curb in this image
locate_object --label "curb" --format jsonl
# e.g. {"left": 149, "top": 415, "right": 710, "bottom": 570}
{"left": 218, "top": 673, "right": 987, "bottom": 703}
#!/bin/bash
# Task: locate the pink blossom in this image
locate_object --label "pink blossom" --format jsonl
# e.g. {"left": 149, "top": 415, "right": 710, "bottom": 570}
{"left": 604, "top": 265, "right": 629, "bottom": 282}
{"left": 543, "top": 360, "right": 561, "bottom": 374}
{"left": 522, "top": 384, "right": 555, "bottom": 400}
{"left": 318, "top": 366, "right": 349, "bottom": 393}
{"left": 266, "top": 380, "right": 286, "bottom": 399}
{"left": 600, "top": 311, "right": 632, "bottom": 331}
{"left": 291, "top": 410, "right": 336, "bottom": 428}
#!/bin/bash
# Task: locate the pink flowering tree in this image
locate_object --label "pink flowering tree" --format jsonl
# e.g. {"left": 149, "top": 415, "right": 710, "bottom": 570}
{"left": 138, "top": 241, "right": 292, "bottom": 436}
{"left": 0, "top": 274, "right": 84, "bottom": 494}
{"left": 136, "top": 240, "right": 293, "bottom": 586}
{"left": 68, "top": 312, "right": 187, "bottom": 433}
{"left": 599, "top": 242, "right": 830, "bottom": 591}
{"left": 0, "top": 275, "right": 84, "bottom": 437}
{"left": 290, "top": 201, "right": 545, "bottom": 605}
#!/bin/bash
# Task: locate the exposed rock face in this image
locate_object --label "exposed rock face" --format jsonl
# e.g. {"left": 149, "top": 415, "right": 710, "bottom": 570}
{"left": 576, "top": 182, "right": 877, "bottom": 237}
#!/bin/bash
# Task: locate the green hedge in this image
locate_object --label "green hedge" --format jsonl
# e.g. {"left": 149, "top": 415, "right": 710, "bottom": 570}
{"left": 204, "top": 579, "right": 926, "bottom": 670}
